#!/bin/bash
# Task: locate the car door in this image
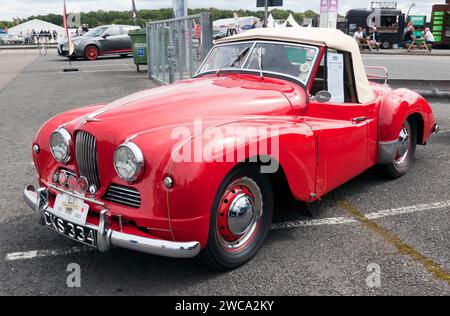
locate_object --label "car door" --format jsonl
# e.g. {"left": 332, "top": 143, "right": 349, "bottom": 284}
{"left": 118, "top": 26, "right": 136, "bottom": 53}
{"left": 99, "top": 26, "right": 121, "bottom": 54}
{"left": 305, "top": 50, "right": 377, "bottom": 195}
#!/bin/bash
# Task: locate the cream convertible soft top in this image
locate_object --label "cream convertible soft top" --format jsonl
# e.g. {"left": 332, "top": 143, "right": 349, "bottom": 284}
{"left": 217, "top": 28, "right": 375, "bottom": 104}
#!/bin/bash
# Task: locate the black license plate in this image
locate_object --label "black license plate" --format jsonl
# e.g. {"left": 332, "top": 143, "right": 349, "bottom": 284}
{"left": 44, "top": 211, "right": 97, "bottom": 248}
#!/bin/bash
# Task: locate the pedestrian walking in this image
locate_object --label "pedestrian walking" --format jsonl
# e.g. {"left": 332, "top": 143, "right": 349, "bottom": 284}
{"left": 403, "top": 26, "right": 414, "bottom": 47}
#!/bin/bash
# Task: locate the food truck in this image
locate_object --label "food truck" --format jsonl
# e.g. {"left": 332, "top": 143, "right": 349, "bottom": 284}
{"left": 346, "top": 2, "right": 405, "bottom": 49}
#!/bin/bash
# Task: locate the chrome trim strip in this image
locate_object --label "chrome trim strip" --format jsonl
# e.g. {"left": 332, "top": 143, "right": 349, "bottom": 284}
{"left": 108, "top": 185, "right": 141, "bottom": 195}
{"left": 49, "top": 184, "right": 106, "bottom": 206}
{"left": 76, "top": 131, "right": 101, "bottom": 190}
{"left": 378, "top": 140, "right": 398, "bottom": 164}
{"left": 23, "top": 186, "right": 201, "bottom": 259}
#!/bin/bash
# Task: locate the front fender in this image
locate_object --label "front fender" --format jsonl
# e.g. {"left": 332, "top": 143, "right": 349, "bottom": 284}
{"left": 167, "top": 118, "right": 316, "bottom": 247}
{"left": 32, "top": 104, "right": 105, "bottom": 182}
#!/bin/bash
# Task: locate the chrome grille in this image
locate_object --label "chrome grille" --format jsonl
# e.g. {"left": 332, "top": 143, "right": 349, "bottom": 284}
{"left": 104, "top": 185, "right": 141, "bottom": 208}
{"left": 75, "top": 131, "right": 101, "bottom": 189}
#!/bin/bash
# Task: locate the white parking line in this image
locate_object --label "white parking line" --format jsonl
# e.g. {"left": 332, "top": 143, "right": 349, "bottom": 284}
{"left": 5, "top": 200, "right": 450, "bottom": 261}
{"left": 272, "top": 200, "right": 450, "bottom": 230}
{"left": 6, "top": 246, "right": 94, "bottom": 261}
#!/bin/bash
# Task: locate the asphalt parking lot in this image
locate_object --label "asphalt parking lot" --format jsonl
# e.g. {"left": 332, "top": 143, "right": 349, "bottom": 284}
{"left": 0, "top": 50, "right": 449, "bottom": 296}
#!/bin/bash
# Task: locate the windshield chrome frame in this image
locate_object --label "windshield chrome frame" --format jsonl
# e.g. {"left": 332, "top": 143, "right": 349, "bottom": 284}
{"left": 195, "top": 40, "right": 320, "bottom": 87}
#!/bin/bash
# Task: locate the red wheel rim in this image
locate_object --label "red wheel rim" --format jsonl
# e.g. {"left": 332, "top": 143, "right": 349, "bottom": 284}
{"left": 216, "top": 177, "right": 263, "bottom": 252}
{"left": 86, "top": 47, "right": 98, "bottom": 60}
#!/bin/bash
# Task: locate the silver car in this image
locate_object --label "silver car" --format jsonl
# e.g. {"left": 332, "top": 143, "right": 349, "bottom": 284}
{"left": 58, "top": 25, "right": 140, "bottom": 61}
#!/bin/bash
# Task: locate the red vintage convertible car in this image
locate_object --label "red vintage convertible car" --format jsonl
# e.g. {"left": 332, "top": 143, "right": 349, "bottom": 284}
{"left": 24, "top": 28, "right": 438, "bottom": 270}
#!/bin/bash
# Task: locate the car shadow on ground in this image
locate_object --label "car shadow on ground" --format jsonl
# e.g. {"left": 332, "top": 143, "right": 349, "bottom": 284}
{"left": 49, "top": 55, "right": 133, "bottom": 63}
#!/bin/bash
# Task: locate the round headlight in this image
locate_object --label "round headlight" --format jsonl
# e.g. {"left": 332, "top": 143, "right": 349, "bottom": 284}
{"left": 114, "top": 142, "right": 144, "bottom": 182}
{"left": 50, "top": 128, "right": 72, "bottom": 163}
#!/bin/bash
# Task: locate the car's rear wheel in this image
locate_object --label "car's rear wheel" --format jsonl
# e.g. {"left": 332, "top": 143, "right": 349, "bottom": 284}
{"left": 85, "top": 45, "right": 99, "bottom": 61}
{"left": 200, "top": 165, "right": 273, "bottom": 270}
{"left": 381, "top": 120, "right": 417, "bottom": 178}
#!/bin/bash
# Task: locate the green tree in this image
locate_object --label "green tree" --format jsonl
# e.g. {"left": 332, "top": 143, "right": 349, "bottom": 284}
{"left": 1, "top": 8, "right": 318, "bottom": 29}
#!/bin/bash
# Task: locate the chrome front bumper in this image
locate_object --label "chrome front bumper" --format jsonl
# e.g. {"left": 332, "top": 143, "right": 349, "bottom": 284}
{"left": 23, "top": 185, "right": 201, "bottom": 258}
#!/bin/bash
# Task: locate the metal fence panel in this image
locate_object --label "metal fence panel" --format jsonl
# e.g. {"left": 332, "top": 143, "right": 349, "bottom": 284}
{"left": 147, "top": 13, "right": 213, "bottom": 85}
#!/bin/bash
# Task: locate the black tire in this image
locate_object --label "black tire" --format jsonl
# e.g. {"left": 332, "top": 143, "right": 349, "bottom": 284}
{"left": 381, "top": 40, "right": 392, "bottom": 49}
{"left": 380, "top": 120, "right": 417, "bottom": 179}
{"left": 200, "top": 165, "right": 274, "bottom": 270}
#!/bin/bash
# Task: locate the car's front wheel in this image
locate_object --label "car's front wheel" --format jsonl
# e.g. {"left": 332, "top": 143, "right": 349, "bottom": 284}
{"left": 200, "top": 165, "right": 273, "bottom": 270}
{"left": 381, "top": 120, "right": 417, "bottom": 178}
{"left": 85, "top": 45, "right": 99, "bottom": 61}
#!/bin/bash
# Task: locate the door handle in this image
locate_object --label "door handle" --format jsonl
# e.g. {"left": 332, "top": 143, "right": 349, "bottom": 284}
{"left": 352, "top": 117, "right": 367, "bottom": 123}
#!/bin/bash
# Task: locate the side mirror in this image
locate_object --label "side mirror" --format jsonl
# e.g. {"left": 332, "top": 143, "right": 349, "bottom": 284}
{"left": 314, "top": 90, "right": 332, "bottom": 103}
{"left": 102, "top": 33, "right": 110, "bottom": 39}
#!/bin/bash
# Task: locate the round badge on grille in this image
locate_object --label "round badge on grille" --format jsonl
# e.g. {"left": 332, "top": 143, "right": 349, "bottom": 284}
{"left": 89, "top": 185, "right": 97, "bottom": 195}
{"left": 78, "top": 177, "right": 89, "bottom": 194}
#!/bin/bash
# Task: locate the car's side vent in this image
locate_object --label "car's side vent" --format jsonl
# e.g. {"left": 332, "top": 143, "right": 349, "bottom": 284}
{"left": 103, "top": 184, "right": 141, "bottom": 209}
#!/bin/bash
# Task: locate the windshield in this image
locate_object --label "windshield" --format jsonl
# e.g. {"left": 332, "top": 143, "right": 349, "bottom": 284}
{"left": 83, "top": 27, "right": 108, "bottom": 38}
{"left": 199, "top": 43, "right": 254, "bottom": 72}
{"left": 198, "top": 41, "right": 319, "bottom": 85}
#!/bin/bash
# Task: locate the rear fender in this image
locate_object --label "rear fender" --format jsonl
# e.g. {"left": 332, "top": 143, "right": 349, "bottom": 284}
{"left": 378, "top": 89, "right": 434, "bottom": 164}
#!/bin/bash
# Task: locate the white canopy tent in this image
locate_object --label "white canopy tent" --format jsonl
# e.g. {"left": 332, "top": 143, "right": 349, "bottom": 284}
{"left": 266, "top": 13, "right": 276, "bottom": 28}
{"left": 9, "top": 19, "right": 65, "bottom": 40}
{"left": 282, "top": 14, "right": 301, "bottom": 28}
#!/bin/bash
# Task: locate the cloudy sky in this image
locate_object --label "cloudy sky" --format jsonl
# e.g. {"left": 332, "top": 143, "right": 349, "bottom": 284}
{"left": 0, "top": 0, "right": 443, "bottom": 21}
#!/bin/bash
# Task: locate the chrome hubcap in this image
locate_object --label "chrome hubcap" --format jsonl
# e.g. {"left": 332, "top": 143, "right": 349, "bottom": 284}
{"left": 217, "top": 177, "right": 263, "bottom": 251}
{"left": 228, "top": 194, "right": 254, "bottom": 235}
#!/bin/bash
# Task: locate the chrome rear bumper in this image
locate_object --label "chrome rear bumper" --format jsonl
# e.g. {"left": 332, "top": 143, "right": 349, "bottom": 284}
{"left": 23, "top": 185, "right": 201, "bottom": 258}
{"left": 433, "top": 122, "right": 439, "bottom": 134}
